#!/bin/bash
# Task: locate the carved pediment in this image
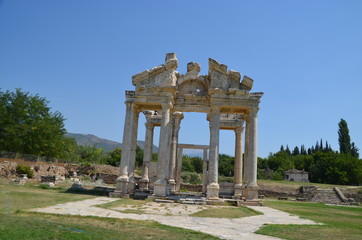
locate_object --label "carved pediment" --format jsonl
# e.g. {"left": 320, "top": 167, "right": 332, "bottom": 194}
{"left": 132, "top": 53, "right": 178, "bottom": 88}
{"left": 208, "top": 58, "right": 254, "bottom": 91}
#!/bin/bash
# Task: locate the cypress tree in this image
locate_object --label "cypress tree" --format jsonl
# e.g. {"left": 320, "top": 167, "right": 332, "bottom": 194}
{"left": 338, "top": 119, "right": 351, "bottom": 154}
{"left": 280, "top": 145, "right": 285, "bottom": 152}
{"left": 351, "top": 142, "right": 359, "bottom": 158}
{"left": 292, "top": 146, "right": 300, "bottom": 156}
{"left": 285, "top": 145, "right": 291, "bottom": 155}
{"left": 320, "top": 139, "right": 324, "bottom": 151}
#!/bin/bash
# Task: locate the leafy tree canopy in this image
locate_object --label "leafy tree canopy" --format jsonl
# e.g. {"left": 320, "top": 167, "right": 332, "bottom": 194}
{"left": 0, "top": 89, "right": 71, "bottom": 158}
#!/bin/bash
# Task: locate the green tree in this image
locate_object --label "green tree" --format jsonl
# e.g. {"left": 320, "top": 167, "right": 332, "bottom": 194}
{"left": 106, "top": 147, "right": 122, "bottom": 167}
{"left": 77, "top": 144, "right": 106, "bottom": 164}
{"left": 218, "top": 154, "right": 234, "bottom": 176}
{"left": 338, "top": 119, "right": 352, "bottom": 155}
{"left": 0, "top": 89, "right": 68, "bottom": 157}
{"left": 182, "top": 155, "right": 195, "bottom": 172}
{"left": 351, "top": 142, "right": 359, "bottom": 158}
{"left": 292, "top": 146, "right": 300, "bottom": 156}
{"left": 135, "top": 145, "right": 144, "bottom": 167}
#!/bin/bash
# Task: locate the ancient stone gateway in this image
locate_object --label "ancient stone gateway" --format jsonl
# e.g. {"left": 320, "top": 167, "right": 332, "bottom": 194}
{"left": 115, "top": 53, "right": 263, "bottom": 201}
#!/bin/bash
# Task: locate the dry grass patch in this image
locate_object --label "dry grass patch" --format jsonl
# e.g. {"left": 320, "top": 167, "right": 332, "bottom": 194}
{"left": 190, "top": 206, "right": 261, "bottom": 218}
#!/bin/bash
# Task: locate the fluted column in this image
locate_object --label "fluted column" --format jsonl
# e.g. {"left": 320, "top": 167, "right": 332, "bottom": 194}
{"left": 245, "top": 108, "right": 259, "bottom": 200}
{"left": 154, "top": 102, "right": 172, "bottom": 196}
{"left": 127, "top": 106, "right": 140, "bottom": 192}
{"left": 234, "top": 125, "right": 244, "bottom": 197}
{"left": 242, "top": 115, "right": 250, "bottom": 199}
{"left": 140, "top": 122, "right": 154, "bottom": 190}
{"left": 168, "top": 112, "right": 182, "bottom": 194}
{"left": 207, "top": 107, "right": 220, "bottom": 200}
{"left": 115, "top": 101, "right": 134, "bottom": 194}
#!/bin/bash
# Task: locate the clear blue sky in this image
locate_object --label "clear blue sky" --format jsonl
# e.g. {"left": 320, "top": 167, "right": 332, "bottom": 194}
{"left": 1, "top": 0, "right": 361, "bottom": 158}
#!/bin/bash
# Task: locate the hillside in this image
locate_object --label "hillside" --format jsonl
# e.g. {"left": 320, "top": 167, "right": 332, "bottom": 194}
{"left": 65, "top": 133, "right": 158, "bottom": 152}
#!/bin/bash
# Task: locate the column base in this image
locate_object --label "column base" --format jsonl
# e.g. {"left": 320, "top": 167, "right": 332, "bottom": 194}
{"left": 127, "top": 177, "right": 136, "bottom": 193}
{"left": 115, "top": 176, "right": 129, "bottom": 194}
{"left": 109, "top": 191, "right": 129, "bottom": 198}
{"left": 241, "top": 183, "right": 248, "bottom": 198}
{"left": 245, "top": 183, "right": 259, "bottom": 200}
{"left": 139, "top": 178, "right": 149, "bottom": 191}
{"left": 206, "top": 182, "right": 220, "bottom": 200}
{"left": 234, "top": 183, "right": 243, "bottom": 198}
{"left": 153, "top": 180, "right": 168, "bottom": 197}
{"left": 168, "top": 179, "right": 176, "bottom": 194}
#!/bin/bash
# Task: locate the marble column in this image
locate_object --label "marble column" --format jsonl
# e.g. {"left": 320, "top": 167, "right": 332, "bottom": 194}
{"left": 168, "top": 112, "right": 182, "bottom": 194}
{"left": 140, "top": 122, "right": 154, "bottom": 190}
{"left": 245, "top": 109, "right": 259, "bottom": 200}
{"left": 154, "top": 102, "right": 172, "bottom": 196}
{"left": 234, "top": 126, "right": 244, "bottom": 197}
{"left": 242, "top": 115, "right": 250, "bottom": 199}
{"left": 202, "top": 149, "right": 208, "bottom": 194}
{"left": 207, "top": 107, "right": 220, "bottom": 200}
{"left": 175, "top": 147, "right": 183, "bottom": 192}
{"left": 127, "top": 107, "right": 140, "bottom": 192}
{"left": 116, "top": 101, "right": 134, "bottom": 194}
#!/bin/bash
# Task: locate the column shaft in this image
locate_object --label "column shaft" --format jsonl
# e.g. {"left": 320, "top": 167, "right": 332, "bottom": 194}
{"left": 234, "top": 127, "right": 243, "bottom": 184}
{"left": 207, "top": 108, "right": 220, "bottom": 200}
{"left": 245, "top": 109, "right": 259, "bottom": 200}
{"left": 248, "top": 111, "right": 258, "bottom": 186}
{"left": 118, "top": 102, "right": 134, "bottom": 178}
{"left": 154, "top": 103, "right": 172, "bottom": 196}
{"left": 234, "top": 126, "right": 244, "bottom": 197}
{"left": 116, "top": 101, "right": 134, "bottom": 194}
{"left": 128, "top": 108, "right": 140, "bottom": 180}
{"left": 175, "top": 147, "right": 183, "bottom": 191}
{"left": 168, "top": 113, "right": 182, "bottom": 193}
{"left": 140, "top": 122, "right": 154, "bottom": 189}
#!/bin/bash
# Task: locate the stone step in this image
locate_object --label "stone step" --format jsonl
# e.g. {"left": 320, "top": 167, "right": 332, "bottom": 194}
{"left": 154, "top": 199, "right": 174, "bottom": 203}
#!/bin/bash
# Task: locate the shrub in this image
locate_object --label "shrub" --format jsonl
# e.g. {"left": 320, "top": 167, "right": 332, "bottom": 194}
{"left": 16, "top": 164, "right": 33, "bottom": 178}
{"left": 181, "top": 172, "right": 202, "bottom": 185}
{"left": 39, "top": 184, "right": 51, "bottom": 189}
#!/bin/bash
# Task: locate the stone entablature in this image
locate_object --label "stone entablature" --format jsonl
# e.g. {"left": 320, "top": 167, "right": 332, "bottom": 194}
{"left": 116, "top": 53, "right": 263, "bottom": 201}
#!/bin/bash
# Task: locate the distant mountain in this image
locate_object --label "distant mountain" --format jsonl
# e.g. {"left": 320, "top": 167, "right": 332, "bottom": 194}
{"left": 65, "top": 133, "right": 158, "bottom": 153}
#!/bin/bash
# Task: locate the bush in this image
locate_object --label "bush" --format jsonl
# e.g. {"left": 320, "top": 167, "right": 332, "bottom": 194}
{"left": 181, "top": 172, "right": 202, "bottom": 185}
{"left": 39, "top": 184, "right": 51, "bottom": 189}
{"left": 16, "top": 164, "right": 33, "bottom": 178}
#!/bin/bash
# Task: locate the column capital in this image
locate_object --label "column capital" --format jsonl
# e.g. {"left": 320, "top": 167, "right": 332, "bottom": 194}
{"left": 161, "top": 102, "right": 173, "bottom": 110}
{"left": 210, "top": 107, "right": 221, "bottom": 115}
{"left": 145, "top": 122, "right": 155, "bottom": 130}
{"left": 249, "top": 107, "right": 259, "bottom": 118}
{"left": 125, "top": 101, "right": 134, "bottom": 107}
{"left": 234, "top": 126, "right": 244, "bottom": 135}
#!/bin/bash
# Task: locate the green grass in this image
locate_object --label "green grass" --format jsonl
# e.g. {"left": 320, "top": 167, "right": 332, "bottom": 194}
{"left": 0, "top": 213, "right": 218, "bottom": 240}
{"left": 0, "top": 181, "right": 94, "bottom": 213}
{"left": 97, "top": 198, "right": 152, "bottom": 209}
{"left": 119, "top": 209, "right": 146, "bottom": 214}
{"left": 190, "top": 206, "right": 261, "bottom": 218}
{"left": 256, "top": 201, "right": 362, "bottom": 240}
{"left": 0, "top": 179, "right": 219, "bottom": 239}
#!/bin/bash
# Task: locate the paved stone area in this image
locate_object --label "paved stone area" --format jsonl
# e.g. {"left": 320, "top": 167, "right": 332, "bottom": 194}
{"left": 112, "top": 201, "right": 231, "bottom": 216}
{"left": 31, "top": 197, "right": 319, "bottom": 240}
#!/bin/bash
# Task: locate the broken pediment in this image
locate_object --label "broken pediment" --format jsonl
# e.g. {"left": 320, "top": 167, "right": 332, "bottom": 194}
{"left": 132, "top": 53, "right": 179, "bottom": 88}
{"left": 131, "top": 53, "right": 254, "bottom": 94}
{"left": 208, "top": 58, "right": 254, "bottom": 91}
